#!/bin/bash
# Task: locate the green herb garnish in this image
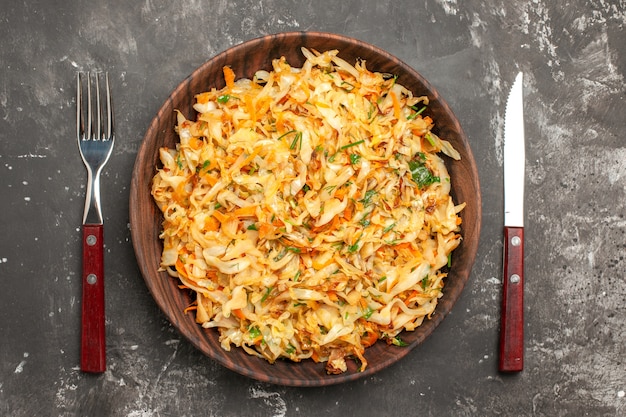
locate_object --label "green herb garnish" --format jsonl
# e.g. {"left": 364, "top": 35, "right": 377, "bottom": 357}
{"left": 217, "top": 94, "right": 231, "bottom": 104}
{"left": 382, "top": 222, "right": 396, "bottom": 234}
{"left": 248, "top": 326, "right": 262, "bottom": 339}
{"left": 196, "top": 159, "right": 210, "bottom": 173}
{"left": 341, "top": 81, "right": 355, "bottom": 91}
{"left": 273, "top": 250, "right": 286, "bottom": 262}
{"left": 391, "top": 336, "right": 408, "bottom": 347}
{"left": 340, "top": 139, "right": 365, "bottom": 150}
{"left": 261, "top": 287, "right": 273, "bottom": 303}
{"left": 276, "top": 129, "right": 296, "bottom": 141}
{"left": 359, "top": 215, "right": 371, "bottom": 227}
{"left": 408, "top": 105, "right": 427, "bottom": 120}
{"left": 347, "top": 241, "right": 360, "bottom": 253}
{"left": 289, "top": 131, "right": 303, "bottom": 151}
{"left": 360, "top": 189, "right": 377, "bottom": 206}
{"left": 408, "top": 153, "right": 440, "bottom": 189}
{"left": 425, "top": 132, "right": 437, "bottom": 147}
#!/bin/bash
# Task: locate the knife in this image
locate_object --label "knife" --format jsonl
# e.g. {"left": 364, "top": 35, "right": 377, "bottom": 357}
{"left": 499, "top": 72, "right": 525, "bottom": 372}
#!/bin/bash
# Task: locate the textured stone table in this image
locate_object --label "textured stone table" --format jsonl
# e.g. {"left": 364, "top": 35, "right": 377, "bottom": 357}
{"left": 1, "top": 1, "right": 624, "bottom": 416}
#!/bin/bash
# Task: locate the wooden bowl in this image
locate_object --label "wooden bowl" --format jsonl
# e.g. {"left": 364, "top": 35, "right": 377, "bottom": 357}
{"left": 129, "top": 32, "right": 481, "bottom": 386}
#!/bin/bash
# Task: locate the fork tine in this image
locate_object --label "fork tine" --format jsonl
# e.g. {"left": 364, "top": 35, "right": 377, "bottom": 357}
{"left": 86, "top": 72, "right": 92, "bottom": 141}
{"left": 76, "top": 72, "right": 82, "bottom": 140}
{"left": 104, "top": 73, "right": 113, "bottom": 140}
{"left": 95, "top": 73, "right": 101, "bottom": 141}
{"left": 77, "top": 72, "right": 88, "bottom": 141}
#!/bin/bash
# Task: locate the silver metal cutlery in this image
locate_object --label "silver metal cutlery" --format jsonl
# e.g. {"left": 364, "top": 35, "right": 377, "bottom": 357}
{"left": 76, "top": 71, "right": 114, "bottom": 373}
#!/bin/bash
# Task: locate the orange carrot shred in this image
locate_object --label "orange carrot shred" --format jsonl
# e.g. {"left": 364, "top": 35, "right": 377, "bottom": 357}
{"left": 223, "top": 66, "right": 236, "bottom": 89}
{"left": 390, "top": 91, "right": 401, "bottom": 119}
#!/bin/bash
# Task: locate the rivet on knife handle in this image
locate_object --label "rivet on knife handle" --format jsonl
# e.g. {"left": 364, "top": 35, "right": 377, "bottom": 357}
{"left": 81, "top": 224, "right": 106, "bottom": 372}
{"left": 499, "top": 226, "right": 524, "bottom": 372}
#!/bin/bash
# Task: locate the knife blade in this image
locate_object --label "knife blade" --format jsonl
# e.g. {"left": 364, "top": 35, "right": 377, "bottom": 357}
{"left": 499, "top": 71, "right": 525, "bottom": 372}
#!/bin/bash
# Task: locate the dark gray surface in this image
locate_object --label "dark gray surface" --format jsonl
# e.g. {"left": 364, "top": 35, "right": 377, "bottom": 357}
{"left": 1, "top": 1, "right": 624, "bottom": 416}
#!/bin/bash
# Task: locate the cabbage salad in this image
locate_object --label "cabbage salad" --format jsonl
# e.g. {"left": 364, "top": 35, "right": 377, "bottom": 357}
{"left": 152, "top": 48, "right": 465, "bottom": 374}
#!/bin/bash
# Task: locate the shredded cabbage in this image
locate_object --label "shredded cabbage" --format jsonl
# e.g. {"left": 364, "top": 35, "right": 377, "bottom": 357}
{"left": 152, "top": 48, "right": 465, "bottom": 374}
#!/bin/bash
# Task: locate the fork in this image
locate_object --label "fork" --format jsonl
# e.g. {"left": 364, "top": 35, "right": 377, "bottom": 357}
{"left": 76, "top": 71, "right": 114, "bottom": 373}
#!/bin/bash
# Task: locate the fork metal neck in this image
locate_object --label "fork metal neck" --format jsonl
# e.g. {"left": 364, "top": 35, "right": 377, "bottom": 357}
{"left": 83, "top": 166, "right": 104, "bottom": 225}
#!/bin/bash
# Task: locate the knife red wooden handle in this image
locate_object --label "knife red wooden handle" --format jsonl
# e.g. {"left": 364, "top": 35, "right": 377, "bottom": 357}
{"left": 81, "top": 224, "right": 106, "bottom": 373}
{"left": 499, "top": 226, "right": 524, "bottom": 372}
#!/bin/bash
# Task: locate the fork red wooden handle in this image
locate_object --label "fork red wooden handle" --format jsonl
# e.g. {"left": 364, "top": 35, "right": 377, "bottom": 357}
{"left": 499, "top": 226, "right": 524, "bottom": 372}
{"left": 81, "top": 224, "right": 106, "bottom": 373}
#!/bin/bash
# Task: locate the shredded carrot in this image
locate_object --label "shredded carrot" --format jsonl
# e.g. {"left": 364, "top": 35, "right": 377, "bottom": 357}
{"left": 204, "top": 215, "right": 220, "bottom": 232}
{"left": 245, "top": 94, "right": 257, "bottom": 122}
{"left": 342, "top": 202, "right": 354, "bottom": 221}
{"left": 211, "top": 210, "right": 229, "bottom": 224}
{"left": 201, "top": 173, "right": 219, "bottom": 186}
{"left": 361, "top": 330, "right": 379, "bottom": 348}
{"left": 404, "top": 290, "right": 420, "bottom": 306}
{"left": 312, "top": 251, "right": 334, "bottom": 270}
{"left": 390, "top": 91, "right": 401, "bottom": 119}
{"left": 257, "top": 222, "right": 276, "bottom": 239}
{"left": 232, "top": 309, "right": 246, "bottom": 320}
{"left": 196, "top": 92, "right": 210, "bottom": 104}
{"left": 173, "top": 181, "right": 187, "bottom": 204}
{"left": 329, "top": 215, "right": 341, "bottom": 231}
{"left": 184, "top": 304, "right": 198, "bottom": 314}
{"left": 229, "top": 147, "right": 262, "bottom": 175}
{"left": 233, "top": 205, "right": 257, "bottom": 218}
{"left": 334, "top": 186, "right": 348, "bottom": 199}
{"left": 188, "top": 136, "right": 202, "bottom": 150}
{"left": 223, "top": 66, "right": 236, "bottom": 89}
{"left": 175, "top": 258, "right": 188, "bottom": 278}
